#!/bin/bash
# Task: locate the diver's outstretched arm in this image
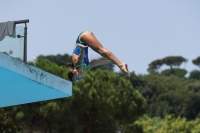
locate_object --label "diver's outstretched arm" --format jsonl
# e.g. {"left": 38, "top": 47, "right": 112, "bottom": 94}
{"left": 87, "top": 60, "right": 113, "bottom": 69}
{"left": 76, "top": 43, "right": 88, "bottom": 48}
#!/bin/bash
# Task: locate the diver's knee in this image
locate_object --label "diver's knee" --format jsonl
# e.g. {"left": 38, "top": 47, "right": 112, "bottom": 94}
{"left": 81, "top": 31, "right": 93, "bottom": 37}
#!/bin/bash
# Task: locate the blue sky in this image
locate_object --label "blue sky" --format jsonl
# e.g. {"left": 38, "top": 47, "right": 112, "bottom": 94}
{"left": 1, "top": 0, "right": 200, "bottom": 75}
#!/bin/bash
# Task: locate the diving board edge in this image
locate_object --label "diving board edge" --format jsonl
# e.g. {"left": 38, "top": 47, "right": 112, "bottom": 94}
{"left": 0, "top": 53, "right": 72, "bottom": 95}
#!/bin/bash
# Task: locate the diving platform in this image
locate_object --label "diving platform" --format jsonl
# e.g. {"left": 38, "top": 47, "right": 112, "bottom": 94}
{"left": 0, "top": 53, "right": 72, "bottom": 107}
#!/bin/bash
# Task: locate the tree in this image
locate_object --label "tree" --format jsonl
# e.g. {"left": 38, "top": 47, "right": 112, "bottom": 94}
{"left": 38, "top": 53, "right": 71, "bottom": 66}
{"left": 137, "top": 73, "right": 194, "bottom": 118}
{"left": 133, "top": 115, "right": 200, "bottom": 133}
{"left": 161, "top": 68, "right": 187, "bottom": 78}
{"left": 189, "top": 70, "right": 200, "bottom": 80}
{"left": 147, "top": 59, "right": 163, "bottom": 72}
{"left": 192, "top": 56, "right": 200, "bottom": 68}
{"left": 118, "top": 71, "right": 144, "bottom": 89}
{"left": 5, "top": 56, "right": 146, "bottom": 133}
{"left": 34, "top": 57, "right": 68, "bottom": 79}
{"left": 162, "top": 56, "right": 187, "bottom": 71}
{"left": 70, "top": 69, "right": 146, "bottom": 133}
{"left": 147, "top": 56, "right": 187, "bottom": 74}
{"left": 0, "top": 110, "right": 24, "bottom": 133}
{"left": 185, "top": 80, "right": 200, "bottom": 119}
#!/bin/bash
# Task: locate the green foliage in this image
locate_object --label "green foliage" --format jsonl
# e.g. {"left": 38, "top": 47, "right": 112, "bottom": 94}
{"left": 192, "top": 56, "right": 200, "bottom": 68}
{"left": 126, "top": 72, "right": 144, "bottom": 88}
{"left": 147, "top": 56, "right": 187, "bottom": 74}
{"left": 135, "top": 73, "right": 199, "bottom": 119}
{"left": 66, "top": 69, "right": 146, "bottom": 132}
{"left": 35, "top": 57, "right": 69, "bottom": 79}
{"left": 38, "top": 53, "right": 71, "bottom": 66}
{"left": 189, "top": 70, "right": 200, "bottom": 80}
{"left": 184, "top": 80, "right": 200, "bottom": 119}
{"left": 161, "top": 68, "right": 187, "bottom": 78}
{"left": 133, "top": 115, "right": 200, "bottom": 133}
{"left": 148, "top": 59, "right": 163, "bottom": 72}
{"left": 3, "top": 57, "right": 146, "bottom": 133}
{"left": 162, "top": 56, "right": 187, "bottom": 69}
{"left": 4, "top": 54, "right": 200, "bottom": 132}
{"left": 0, "top": 110, "right": 24, "bottom": 133}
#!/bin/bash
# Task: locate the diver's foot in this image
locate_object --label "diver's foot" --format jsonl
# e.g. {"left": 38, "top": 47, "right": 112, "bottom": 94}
{"left": 120, "top": 63, "right": 130, "bottom": 77}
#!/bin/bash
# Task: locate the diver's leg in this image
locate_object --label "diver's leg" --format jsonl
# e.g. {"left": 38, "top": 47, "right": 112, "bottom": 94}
{"left": 80, "top": 31, "right": 130, "bottom": 76}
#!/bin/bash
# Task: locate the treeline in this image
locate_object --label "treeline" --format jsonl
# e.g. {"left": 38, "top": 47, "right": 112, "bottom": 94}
{"left": 1, "top": 54, "right": 200, "bottom": 133}
{"left": 148, "top": 56, "right": 200, "bottom": 79}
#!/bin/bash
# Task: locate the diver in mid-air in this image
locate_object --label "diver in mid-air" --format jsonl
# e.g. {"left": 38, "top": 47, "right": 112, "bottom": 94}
{"left": 64, "top": 30, "right": 130, "bottom": 82}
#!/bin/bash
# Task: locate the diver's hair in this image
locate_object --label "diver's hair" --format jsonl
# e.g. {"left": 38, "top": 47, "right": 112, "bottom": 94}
{"left": 68, "top": 70, "right": 74, "bottom": 82}
{"left": 63, "top": 62, "right": 75, "bottom": 82}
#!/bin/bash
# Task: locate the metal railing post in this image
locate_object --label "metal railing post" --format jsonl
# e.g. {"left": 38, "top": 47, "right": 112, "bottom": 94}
{"left": 14, "top": 19, "right": 29, "bottom": 63}
{"left": 24, "top": 23, "right": 27, "bottom": 63}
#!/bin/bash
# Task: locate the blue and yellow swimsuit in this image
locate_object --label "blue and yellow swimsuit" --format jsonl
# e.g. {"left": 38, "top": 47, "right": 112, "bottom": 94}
{"left": 73, "top": 31, "right": 90, "bottom": 69}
